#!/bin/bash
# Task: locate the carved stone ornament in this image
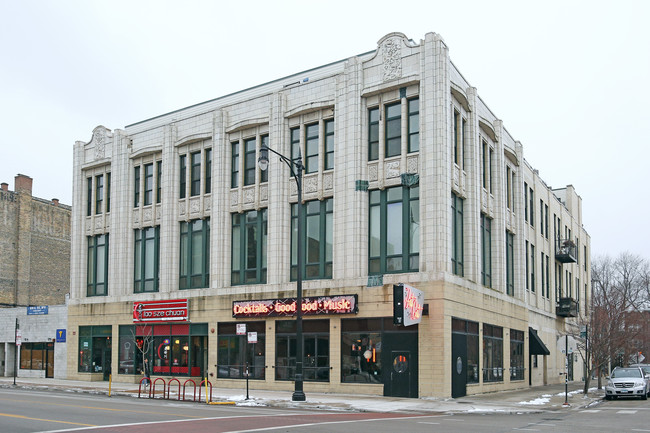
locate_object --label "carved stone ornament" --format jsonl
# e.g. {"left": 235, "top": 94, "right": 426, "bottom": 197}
{"left": 382, "top": 37, "right": 402, "bottom": 82}
{"left": 407, "top": 155, "right": 418, "bottom": 173}
{"left": 133, "top": 210, "right": 140, "bottom": 225}
{"left": 190, "top": 197, "right": 201, "bottom": 214}
{"left": 94, "top": 128, "right": 106, "bottom": 160}
{"left": 143, "top": 208, "right": 152, "bottom": 223}
{"left": 204, "top": 197, "right": 211, "bottom": 212}
{"left": 85, "top": 219, "right": 92, "bottom": 233}
{"left": 260, "top": 184, "right": 268, "bottom": 202}
{"left": 385, "top": 161, "right": 400, "bottom": 178}
{"left": 179, "top": 202, "right": 186, "bottom": 216}
{"left": 304, "top": 176, "right": 318, "bottom": 194}
{"left": 243, "top": 188, "right": 254, "bottom": 204}
{"left": 323, "top": 173, "right": 333, "bottom": 190}
{"left": 368, "top": 164, "right": 378, "bottom": 182}
{"left": 94, "top": 218, "right": 103, "bottom": 230}
{"left": 230, "top": 190, "right": 239, "bottom": 207}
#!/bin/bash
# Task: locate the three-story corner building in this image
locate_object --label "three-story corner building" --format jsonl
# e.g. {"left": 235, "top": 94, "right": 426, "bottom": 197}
{"left": 67, "top": 31, "right": 590, "bottom": 398}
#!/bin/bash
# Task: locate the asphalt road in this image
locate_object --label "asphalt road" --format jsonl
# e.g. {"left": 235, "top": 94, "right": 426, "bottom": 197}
{"left": 0, "top": 387, "right": 649, "bottom": 433}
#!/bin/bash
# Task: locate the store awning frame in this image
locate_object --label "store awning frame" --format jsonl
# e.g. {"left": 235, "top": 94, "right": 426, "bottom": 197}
{"left": 529, "top": 327, "right": 550, "bottom": 356}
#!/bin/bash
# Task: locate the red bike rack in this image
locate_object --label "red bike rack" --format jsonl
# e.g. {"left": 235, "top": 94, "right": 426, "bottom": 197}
{"left": 198, "top": 379, "right": 213, "bottom": 403}
{"left": 182, "top": 379, "right": 196, "bottom": 401}
{"left": 167, "top": 378, "right": 181, "bottom": 400}
{"left": 151, "top": 377, "right": 166, "bottom": 399}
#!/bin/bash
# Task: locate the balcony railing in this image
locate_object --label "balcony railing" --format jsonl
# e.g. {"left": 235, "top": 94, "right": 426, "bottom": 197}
{"left": 556, "top": 297, "right": 578, "bottom": 317}
{"left": 555, "top": 238, "right": 577, "bottom": 263}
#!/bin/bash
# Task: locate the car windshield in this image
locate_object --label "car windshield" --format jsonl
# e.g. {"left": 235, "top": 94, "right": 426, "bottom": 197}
{"left": 611, "top": 368, "right": 642, "bottom": 378}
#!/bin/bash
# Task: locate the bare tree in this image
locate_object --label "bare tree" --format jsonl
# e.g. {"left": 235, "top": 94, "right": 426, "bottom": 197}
{"left": 586, "top": 253, "right": 650, "bottom": 392}
{"left": 130, "top": 324, "right": 153, "bottom": 376}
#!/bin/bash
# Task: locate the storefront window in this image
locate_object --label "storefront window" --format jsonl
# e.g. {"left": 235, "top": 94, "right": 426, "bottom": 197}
{"left": 78, "top": 325, "right": 112, "bottom": 373}
{"left": 20, "top": 342, "right": 53, "bottom": 370}
{"left": 451, "top": 318, "right": 479, "bottom": 384}
{"left": 217, "top": 322, "right": 265, "bottom": 379}
{"left": 341, "top": 331, "right": 382, "bottom": 383}
{"left": 510, "top": 329, "right": 525, "bottom": 381}
{"left": 117, "top": 323, "right": 207, "bottom": 377}
{"left": 276, "top": 320, "right": 329, "bottom": 382}
{"left": 483, "top": 324, "right": 503, "bottom": 382}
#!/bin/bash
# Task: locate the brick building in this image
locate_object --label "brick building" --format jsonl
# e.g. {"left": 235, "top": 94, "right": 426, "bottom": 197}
{"left": 0, "top": 174, "right": 70, "bottom": 378}
{"left": 68, "top": 32, "right": 590, "bottom": 398}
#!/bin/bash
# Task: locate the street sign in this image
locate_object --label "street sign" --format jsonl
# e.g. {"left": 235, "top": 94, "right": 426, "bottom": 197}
{"left": 15, "top": 329, "right": 21, "bottom": 346}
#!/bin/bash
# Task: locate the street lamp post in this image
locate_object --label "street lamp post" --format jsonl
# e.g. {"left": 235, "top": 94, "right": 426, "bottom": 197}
{"left": 258, "top": 144, "right": 306, "bottom": 402}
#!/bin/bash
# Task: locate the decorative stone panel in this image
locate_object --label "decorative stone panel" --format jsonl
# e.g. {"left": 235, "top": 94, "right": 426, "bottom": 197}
{"left": 382, "top": 37, "right": 402, "bottom": 82}
{"left": 368, "top": 163, "right": 378, "bottom": 182}
{"left": 133, "top": 209, "right": 140, "bottom": 225}
{"left": 243, "top": 187, "right": 255, "bottom": 204}
{"left": 190, "top": 197, "right": 201, "bottom": 214}
{"left": 143, "top": 208, "right": 152, "bottom": 223}
{"left": 179, "top": 202, "right": 186, "bottom": 216}
{"left": 260, "top": 184, "right": 268, "bottom": 202}
{"left": 230, "top": 190, "right": 238, "bottom": 207}
{"left": 304, "top": 176, "right": 318, "bottom": 194}
{"left": 323, "top": 173, "right": 333, "bottom": 190}
{"left": 385, "top": 160, "right": 400, "bottom": 178}
{"left": 407, "top": 155, "right": 418, "bottom": 173}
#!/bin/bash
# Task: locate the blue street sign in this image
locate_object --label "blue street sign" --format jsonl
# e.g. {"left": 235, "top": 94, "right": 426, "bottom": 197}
{"left": 27, "top": 306, "right": 48, "bottom": 315}
{"left": 56, "top": 329, "right": 66, "bottom": 343}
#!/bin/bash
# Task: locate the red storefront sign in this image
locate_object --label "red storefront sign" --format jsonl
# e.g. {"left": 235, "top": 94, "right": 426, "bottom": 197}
{"left": 232, "top": 295, "right": 358, "bottom": 318}
{"left": 133, "top": 299, "right": 189, "bottom": 323}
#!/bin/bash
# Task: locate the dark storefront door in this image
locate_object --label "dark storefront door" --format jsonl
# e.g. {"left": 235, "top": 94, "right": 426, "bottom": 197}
{"left": 46, "top": 344, "right": 54, "bottom": 378}
{"left": 382, "top": 333, "right": 418, "bottom": 398}
{"left": 451, "top": 333, "right": 467, "bottom": 398}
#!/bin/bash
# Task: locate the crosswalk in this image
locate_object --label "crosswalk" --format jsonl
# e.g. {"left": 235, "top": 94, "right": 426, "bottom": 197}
{"left": 582, "top": 409, "right": 640, "bottom": 414}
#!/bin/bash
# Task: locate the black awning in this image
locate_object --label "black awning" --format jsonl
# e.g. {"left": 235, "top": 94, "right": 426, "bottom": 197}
{"left": 529, "top": 327, "right": 550, "bottom": 355}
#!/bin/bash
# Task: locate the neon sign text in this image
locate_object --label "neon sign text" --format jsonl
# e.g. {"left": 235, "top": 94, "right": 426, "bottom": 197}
{"left": 232, "top": 295, "right": 358, "bottom": 318}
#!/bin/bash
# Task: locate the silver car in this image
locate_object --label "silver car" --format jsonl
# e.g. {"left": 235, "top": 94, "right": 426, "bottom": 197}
{"left": 605, "top": 367, "right": 649, "bottom": 400}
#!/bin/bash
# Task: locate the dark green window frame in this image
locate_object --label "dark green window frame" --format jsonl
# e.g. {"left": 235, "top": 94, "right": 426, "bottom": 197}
{"left": 87, "top": 234, "right": 108, "bottom": 296}
{"left": 506, "top": 231, "right": 515, "bottom": 296}
{"left": 291, "top": 198, "right": 332, "bottom": 281}
{"left": 179, "top": 218, "right": 210, "bottom": 289}
{"left": 305, "top": 122, "right": 319, "bottom": 174}
{"left": 275, "top": 319, "right": 330, "bottom": 382}
{"left": 324, "top": 120, "right": 334, "bottom": 170}
{"left": 217, "top": 322, "right": 266, "bottom": 380}
{"left": 368, "top": 107, "right": 379, "bottom": 161}
{"left": 481, "top": 213, "right": 492, "bottom": 288}
{"left": 144, "top": 163, "right": 154, "bottom": 206}
{"left": 134, "top": 166, "right": 140, "bottom": 208}
{"left": 204, "top": 148, "right": 212, "bottom": 194}
{"left": 134, "top": 226, "right": 160, "bottom": 293}
{"left": 179, "top": 154, "right": 187, "bottom": 199}
{"left": 244, "top": 138, "right": 256, "bottom": 186}
{"left": 407, "top": 97, "right": 419, "bottom": 153}
{"left": 190, "top": 151, "right": 201, "bottom": 196}
{"left": 231, "top": 141, "right": 239, "bottom": 188}
{"left": 78, "top": 325, "right": 112, "bottom": 373}
{"left": 290, "top": 127, "right": 301, "bottom": 168}
{"left": 530, "top": 243, "right": 535, "bottom": 293}
{"left": 231, "top": 209, "right": 267, "bottom": 285}
{"left": 369, "top": 185, "right": 419, "bottom": 275}
{"left": 156, "top": 161, "right": 162, "bottom": 204}
{"left": 510, "top": 329, "right": 525, "bottom": 381}
{"left": 451, "top": 192, "right": 464, "bottom": 276}
{"left": 95, "top": 174, "right": 104, "bottom": 215}
{"left": 87, "top": 177, "right": 92, "bottom": 216}
{"left": 106, "top": 173, "right": 110, "bottom": 213}
{"left": 385, "top": 102, "right": 401, "bottom": 158}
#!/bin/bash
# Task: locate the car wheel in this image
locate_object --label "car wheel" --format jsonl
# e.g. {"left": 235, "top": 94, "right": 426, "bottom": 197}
{"left": 642, "top": 393, "right": 648, "bottom": 401}
{"left": 605, "top": 395, "right": 612, "bottom": 400}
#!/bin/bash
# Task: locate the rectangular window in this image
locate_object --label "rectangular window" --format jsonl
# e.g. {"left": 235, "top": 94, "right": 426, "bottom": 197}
{"left": 78, "top": 325, "right": 112, "bottom": 373}
{"left": 385, "top": 102, "right": 401, "bottom": 158}
{"left": 540, "top": 199, "right": 544, "bottom": 236}
{"left": 134, "top": 226, "right": 160, "bottom": 293}
{"left": 454, "top": 110, "right": 460, "bottom": 166}
{"left": 530, "top": 244, "right": 535, "bottom": 293}
{"left": 156, "top": 161, "right": 162, "bottom": 204}
{"left": 482, "top": 140, "right": 489, "bottom": 190}
{"left": 324, "top": 120, "right": 334, "bottom": 170}
{"left": 506, "top": 232, "right": 514, "bottom": 296}
{"left": 368, "top": 107, "right": 379, "bottom": 161}
{"left": 260, "top": 135, "right": 269, "bottom": 183}
{"left": 95, "top": 174, "right": 104, "bottom": 215}
{"left": 20, "top": 342, "right": 52, "bottom": 371}
{"left": 217, "top": 322, "right": 265, "bottom": 379}
{"left": 545, "top": 254, "right": 550, "bottom": 298}
{"left": 451, "top": 192, "right": 464, "bottom": 276}
{"left": 231, "top": 141, "right": 239, "bottom": 188}
{"left": 144, "top": 163, "right": 154, "bottom": 206}
{"left": 134, "top": 166, "right": 141, "bottom": 208}
{"left": 540, "top": 251, "right": 545, "bottom": 297}
{"left": 180, "top": 155, "right": 187, "bottom": 199}
{"left": 305, "top": 122, "right": 319, "bottom": 174}
{"left": 106, "top": 173, "right": 111, "bottom": 213}
{"left": 545, "top": 204, "right": 549, "bottom": 239}
{"left": 525, "top": 241, "right": 529, "bottom": 291}
{"left": 179, "top": 219, "right": 210, "bottom": 289}
{"left": 190, "top": 151, "right": 201, "bottom": 196}
{"left": 529, "top": 187, "right": 535, "bottom": 227}
{"left": 244, "top": 138, "right": 257, "bottom": 186}
{"left": 506, "top": 167, "right": 513, "bottom": 210}
{"left": 477, "top": 226, "right": 489, "bottom": 287}
{"left": 276, "top": 320, "right": 329, "bottom": 382}
{"left": 290, "top": 127, "right": 301, "bottom": 168}
{"left": 291, "top": 198, "right": 333, "bottom": 281}
{"left": 510, "top": 329, "right": 524, "bottom": 381}
{"left": 231, "top": 209, "right": 267, "bottom": 285}
{"left": 87, "top": 234, "right": 108, "bottom": 296}
{"left": 87, "top": 177, "right": 92, "bottom": 216}
{"left": 369, "top": 186, "right": 419, "bottom": 275}
{"left": 483, "top": 324, "right": 504, "bottom": 382}
{"left": 452, "top": 318, "right": 480, "bottom": 384}
{"left": 408, "top": 97, "right": 419, "bottom": 153}
{"left": 204, "top": 148, "right": 212, "bottom": 194}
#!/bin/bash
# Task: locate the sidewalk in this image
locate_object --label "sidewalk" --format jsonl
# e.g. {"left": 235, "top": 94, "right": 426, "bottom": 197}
{"left": 0, "top": 376, "right": 604, "bottom": 414}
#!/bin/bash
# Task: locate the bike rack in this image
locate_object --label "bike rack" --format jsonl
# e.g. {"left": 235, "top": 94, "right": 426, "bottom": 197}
{"left": 198, "top": 379, "right": 213, "bottom": 403}
{"left": 137, "top": 377, "right": 151, "bottom": 399}
{"left": 167, "top": 378, "right": 181, "bottom": 400}
{"left": 151, "top": 377, "right": 166, "bottom": 399}
{"left": 182, "top": 379, "right": 196, "bottom": 402}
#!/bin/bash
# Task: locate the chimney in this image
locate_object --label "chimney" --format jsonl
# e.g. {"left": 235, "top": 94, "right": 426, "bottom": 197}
{"left": 1, "top": 182, "right": 8, "bottom": 192}
{"left": 15, "top": 174, "right": 33, "bottom": 195}
{"left": 52, "top": 198, "right": 59, "bottom": 206}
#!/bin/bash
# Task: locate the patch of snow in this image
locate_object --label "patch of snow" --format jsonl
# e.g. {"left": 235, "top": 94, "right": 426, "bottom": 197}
{"left": 518, "top": 397, "right": 551, "bottom": 405}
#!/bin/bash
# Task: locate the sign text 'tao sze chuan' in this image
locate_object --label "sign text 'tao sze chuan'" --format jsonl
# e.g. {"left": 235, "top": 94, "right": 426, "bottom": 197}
{"left": 133, "top": 299, "right": 189, "bottom": 323}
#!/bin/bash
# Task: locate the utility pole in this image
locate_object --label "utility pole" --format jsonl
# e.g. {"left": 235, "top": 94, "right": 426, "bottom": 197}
{"left": 13, "top": 318, "right": 19, "bottom": 386}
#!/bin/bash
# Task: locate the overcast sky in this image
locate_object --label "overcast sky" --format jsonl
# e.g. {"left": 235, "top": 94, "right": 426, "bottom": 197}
{"left": 1, "top": 0, "right": 648, "bottom": 259}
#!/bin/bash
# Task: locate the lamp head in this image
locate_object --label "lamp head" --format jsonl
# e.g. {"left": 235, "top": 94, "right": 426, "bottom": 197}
{"left": 258, "top": 147, "right": 269, "bottom": 171}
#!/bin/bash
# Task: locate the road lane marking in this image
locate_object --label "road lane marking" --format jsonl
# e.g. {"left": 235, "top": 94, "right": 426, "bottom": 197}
{"left": 0, "top": 412, "right": 95, "bottom": 427}
{"left": 617, "top": 410, "right": 637, "bottom": 414}
{"left": 582, "top": 409, "right": 600, "bottom": 413}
